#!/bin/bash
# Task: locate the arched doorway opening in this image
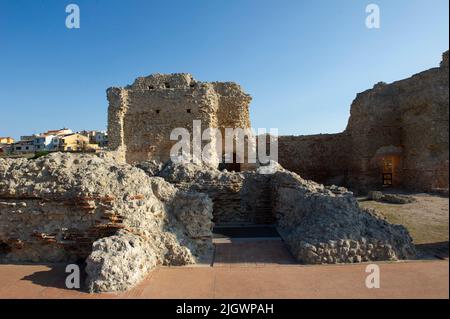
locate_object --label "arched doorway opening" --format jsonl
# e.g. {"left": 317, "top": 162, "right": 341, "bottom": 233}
{"left": 219, "top": 152, "right": 241, "bottom": 172}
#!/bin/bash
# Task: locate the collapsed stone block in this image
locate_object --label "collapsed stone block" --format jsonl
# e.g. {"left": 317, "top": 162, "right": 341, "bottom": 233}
{"left": 86, "top": 230, "right": 157, "bottom": 292}
{"left": 368, "top": 191, "right": 416, "bottom": 204}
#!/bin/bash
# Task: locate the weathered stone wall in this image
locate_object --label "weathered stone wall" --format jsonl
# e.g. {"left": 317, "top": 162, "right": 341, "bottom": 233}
{"left": 345, "top": 51, "right": 449, "bottom": 192}
{"left": 0, "top": 153, "right": 213, "bottom": 292}
{"left": 156, "top": 160, "right": 274, "bottom": 225}
{"left": 278, "top": 133, "right": 351, "bottom": 186}
{"left": 107, "top": 73, "right": 252, "bottom": 166}
{"left": 106, "top": 52, "right": 448, "bottom": 192}
{"left": 154, "top": 160, "right": 416, "bottom": 264}
{"left": 271, "top": 167, "right": 416, "bottom": 264}
{"left": 278, "top": 51, "right": 449, "bottom": 193}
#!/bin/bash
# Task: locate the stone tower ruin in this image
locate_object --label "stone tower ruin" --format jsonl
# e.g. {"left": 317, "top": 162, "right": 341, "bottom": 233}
{"left": 107, "top": 73, "right": 252, "bottom": 167}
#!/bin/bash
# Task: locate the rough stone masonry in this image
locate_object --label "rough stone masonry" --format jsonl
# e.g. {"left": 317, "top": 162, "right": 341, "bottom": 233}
{"left": 107, "top": 73, "right": 252, "bottom": 168}
{"left": 2, "top": 51, "right": 446, "bottom": 293}
{"left": 279, "top": 50, "right": 449, "bottom": 193}
{"left": 0, "top": 153, "right": 213, "bottom": 292}
{"left": 149, "top": 160, "right": 416, "bottom": 264}
{"left": 108, "top": 51, "right": 449, "bottom": 193}
{"left": 0, "top": 153, "right": 416, "bottom": 292}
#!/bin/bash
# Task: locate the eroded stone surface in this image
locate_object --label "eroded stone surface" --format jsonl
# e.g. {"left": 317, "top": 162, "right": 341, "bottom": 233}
{"left": 0, "top": 153, "right": 213, "bottom": 292}
{"left": 86, "top": 230, "right": 157, "bottom": 292}
{"left": 150, "top": 159, "right": 416, "bottom": 264}
{"left": 278, "top": 51, "right": 449, "bottom": 193}
{"left": 107, "top": 73, "right": 252, "bottom": 166}
{"left": 272, "top": 169, "right": 416, "bottom": 264}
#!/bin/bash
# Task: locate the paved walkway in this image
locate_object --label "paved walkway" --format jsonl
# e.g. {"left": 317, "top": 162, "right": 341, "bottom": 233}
{"left": 0, "top": 254, "right": 447, "bottom": 298}
{"left": 212, "top": 239, "right": 296, "bottom": 266}
{"left": 0, "top": 238, "right": 448, "bottom": 299}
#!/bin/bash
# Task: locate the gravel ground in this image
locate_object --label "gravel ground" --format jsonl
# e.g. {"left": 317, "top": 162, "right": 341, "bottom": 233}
{"left": 358, "top": 192, "right": 449, "bottom": 259}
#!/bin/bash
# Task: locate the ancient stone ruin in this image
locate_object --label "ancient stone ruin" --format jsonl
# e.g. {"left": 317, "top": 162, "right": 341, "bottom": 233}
{"left": 108, "top": 51, "right": 449, "bottom": 193}
{"left": 107, "top": 73, "right": 252, "bottom": 169}
{"left": 1, "top": 153, "right": 416, "bottom": 292}
{"left": 1, "top": 50, "right": 447, "bottom": 293}
{"left": 0, "top": 153, "right": 213, "bottom": 291}
{"left": 279, "top": 51, "right": 449, "bottom": 193}
{"left": 150, "top": 159, "right": 416, "bottom": 263}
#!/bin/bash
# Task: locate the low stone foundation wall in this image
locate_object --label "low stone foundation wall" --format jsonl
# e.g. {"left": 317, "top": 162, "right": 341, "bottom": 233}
{"left": 272, "top": 169, "right": 416, "bottom": 264}
{"left": 156, "top": 160, "right": 274, "bottom": 225}
{"left": 139, "top": 159, "right": 416, "bottom": 264}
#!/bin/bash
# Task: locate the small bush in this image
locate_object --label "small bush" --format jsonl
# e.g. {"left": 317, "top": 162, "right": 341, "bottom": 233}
{"left": 30, "top": 151, "right": 50, "bottom": 160}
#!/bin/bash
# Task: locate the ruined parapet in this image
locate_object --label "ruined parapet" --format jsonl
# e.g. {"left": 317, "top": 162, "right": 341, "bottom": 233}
{"left": 0, "top": 153, "right": 213, "bottom": 292}
{"left": 271, "top": 169, "right": 416, "bottom": 264}
{"left": 344, "top": 50, "right": 449, "bottom": 192}
{"left": 156, "top": 160, "right": 275, "bottom": 225}
{"left": 155, "top": 159, "right": 416, "bottom": 263}
{"left": 107, "top": 73, "right": 252, "bottom": 167}
{"left": 276, "top": 51, "right": 449, "bottom": 193}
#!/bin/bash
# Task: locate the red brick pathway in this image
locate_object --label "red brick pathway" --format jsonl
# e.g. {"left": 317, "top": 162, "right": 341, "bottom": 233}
{"left": 0, "top": 239, "right": 448, "bottom": 299}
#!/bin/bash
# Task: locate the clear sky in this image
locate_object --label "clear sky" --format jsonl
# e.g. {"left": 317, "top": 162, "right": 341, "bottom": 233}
{"left": 0, "top": 0, "right": 448, "bottom": 139}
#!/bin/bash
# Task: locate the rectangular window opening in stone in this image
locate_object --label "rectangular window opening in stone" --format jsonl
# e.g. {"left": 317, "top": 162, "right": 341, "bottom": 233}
{"left": 382, "top": 156, "right": 396, "bottom": 187}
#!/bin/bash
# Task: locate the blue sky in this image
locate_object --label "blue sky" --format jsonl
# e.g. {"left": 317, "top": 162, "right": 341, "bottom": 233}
{"left": 0, "top": 0, "right": 448, "bottom": 139}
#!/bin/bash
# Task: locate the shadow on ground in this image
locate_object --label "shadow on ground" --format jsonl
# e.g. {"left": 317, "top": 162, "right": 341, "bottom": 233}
{"left": 213, "top": 226, "right": 280, "bottom": 239}
{"left": 415, "top": 241, "right": 449, "bottom": 260}
{"left": 213, "top": 240, "right": 297, "bottom": 265}
{"left": 19, "top": 262, "right": 89, "bottom": 292}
